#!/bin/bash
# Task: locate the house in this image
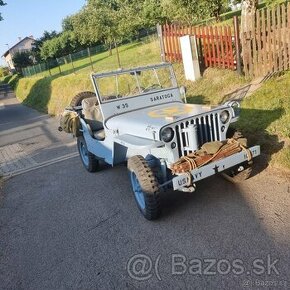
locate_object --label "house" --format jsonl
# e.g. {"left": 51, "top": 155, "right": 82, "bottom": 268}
{"left": 2, "top": 36, "right": 35, "bottom": 71}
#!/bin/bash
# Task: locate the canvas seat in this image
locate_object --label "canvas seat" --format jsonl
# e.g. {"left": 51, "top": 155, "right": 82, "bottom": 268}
{"left": 82, "top": 97, "right": 105, "bottom": 140}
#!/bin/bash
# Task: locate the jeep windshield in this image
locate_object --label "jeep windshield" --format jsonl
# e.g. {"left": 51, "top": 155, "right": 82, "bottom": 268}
{"left": 92, "top": 64, "right": 177, "bottom": 103}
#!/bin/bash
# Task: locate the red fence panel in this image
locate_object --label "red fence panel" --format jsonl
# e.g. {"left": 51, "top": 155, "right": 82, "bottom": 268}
{"left": 160, "top": 23, "right": 236, "bottom": 70}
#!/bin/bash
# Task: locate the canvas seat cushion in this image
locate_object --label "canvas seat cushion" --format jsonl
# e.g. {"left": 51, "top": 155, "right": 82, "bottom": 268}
{"left": 82, "top": 97, "right": 104, "bottom": 131}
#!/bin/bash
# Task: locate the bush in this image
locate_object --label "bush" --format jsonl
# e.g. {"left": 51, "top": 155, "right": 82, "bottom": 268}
{"left": 0, "top": 66, "right": 9, "bottom": 77}
{"left": 12, "top": 51, "right": 34, "bottom": 72}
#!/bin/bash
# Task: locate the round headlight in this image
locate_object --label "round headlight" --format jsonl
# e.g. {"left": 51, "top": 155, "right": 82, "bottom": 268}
{"left": 161, "top": 127, "right": 174, "bottom": 143}
{"left": 220, "top": 110, "right": 230, "bottom": 124}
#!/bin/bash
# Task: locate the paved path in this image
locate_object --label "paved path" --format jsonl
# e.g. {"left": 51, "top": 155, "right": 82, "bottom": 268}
{"left": 0, "top": 90, "right": 290, "bottom": 289}
{"left": 0, "top": 88, "right": 77, "bottom": 177}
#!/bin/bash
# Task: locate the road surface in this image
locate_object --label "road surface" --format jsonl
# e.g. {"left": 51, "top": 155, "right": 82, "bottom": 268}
{"left": 0, "top": 88, "right": 289, "bottom": 289}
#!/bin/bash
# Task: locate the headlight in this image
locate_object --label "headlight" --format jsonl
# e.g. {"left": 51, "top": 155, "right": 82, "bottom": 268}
{"left": 220, "top": 110, "right": 230, "bottom": 124}
{"left": 161, "top": 127, "right": 174, "bottom": 143}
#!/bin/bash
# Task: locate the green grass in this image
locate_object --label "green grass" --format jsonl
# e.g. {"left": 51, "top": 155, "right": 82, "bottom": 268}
{"left": 26, "top": 37, "right": 160, "bottom": 78}
{"left": 173, "top": 65, "right": 248, "bottom": 105}
{"left": 0, "top": 74, "right": 21, "bottom": 90}
{"left": 235, "top": 71, "right": 290, "bottom": 171}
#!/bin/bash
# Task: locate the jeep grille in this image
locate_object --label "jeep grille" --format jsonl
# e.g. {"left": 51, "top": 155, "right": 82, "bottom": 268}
{"left": 175, "top": 113, "right": 222, "bottom": 157}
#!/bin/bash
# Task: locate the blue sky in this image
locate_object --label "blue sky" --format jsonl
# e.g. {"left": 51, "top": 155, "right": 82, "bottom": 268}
{"left": 0, "top": 0, "right": 86, "bottom": 65}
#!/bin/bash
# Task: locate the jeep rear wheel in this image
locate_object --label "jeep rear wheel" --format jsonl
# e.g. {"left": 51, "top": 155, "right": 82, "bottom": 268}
{"left": 127, "top": 155, "right": 161, "bottom": 220}
{"left": 70, "top": 91, "right": 97, "bottom": 107}
{"left": 77, "top": 136, "right": 99, "bottom": 172}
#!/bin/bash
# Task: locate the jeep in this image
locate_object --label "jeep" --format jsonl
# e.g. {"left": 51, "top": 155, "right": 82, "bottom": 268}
{"left": 64, "top": 63, "right": 260, "bottom": 220}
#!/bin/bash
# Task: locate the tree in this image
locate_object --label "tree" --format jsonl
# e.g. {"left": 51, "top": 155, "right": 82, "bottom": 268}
{"left": 12, "top": 51, "right": 34, "bottom": 72}
{"left": 172, "top": 0, "right": 231, "bottom": 24}
{"left": 68, "top": 0, "right": 143, "bottom": 65}
{"left": 241, "top": 0, "right": 258, "bottom": 33}
{"left": 32, "top": 31, "right": 59, "bottom": 62}
{"left": 40, "top": 31, "right": 80, "bottom": 60}
{"left": 207, "top": 0, "right": 231, "bottom": 20}
{"left": 62, "top": 16, "right": 74, "bottom": 32}
{"left": 0, "top": 66, "right": 9, "bottom": 77}
{"left": 142, "top": 0, "right": 166, "bottom": 27}
{"left": 0, "top": 0, "right": 6, "bottom": 21}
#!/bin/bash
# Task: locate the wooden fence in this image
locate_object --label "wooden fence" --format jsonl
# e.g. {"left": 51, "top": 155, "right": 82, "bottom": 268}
{"left": 241, "top": 3, "right": 290, "bottom": 77}
{"left": 158, "top": 23, "right": 237, "bottom": 70}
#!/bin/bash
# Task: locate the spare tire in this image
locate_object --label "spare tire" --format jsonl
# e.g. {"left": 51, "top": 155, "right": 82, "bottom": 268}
{"left": 70, "top": 91, "right": 97, "bottom": 107}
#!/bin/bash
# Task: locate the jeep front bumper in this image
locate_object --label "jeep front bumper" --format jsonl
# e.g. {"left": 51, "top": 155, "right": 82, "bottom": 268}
{"left": 172, "top": 145, "right": 260, "bottom": 191}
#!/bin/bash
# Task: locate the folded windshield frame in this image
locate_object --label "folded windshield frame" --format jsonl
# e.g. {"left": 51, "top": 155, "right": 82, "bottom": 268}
{"left": 91, "top": 63, "right": 177, "bottom": 104}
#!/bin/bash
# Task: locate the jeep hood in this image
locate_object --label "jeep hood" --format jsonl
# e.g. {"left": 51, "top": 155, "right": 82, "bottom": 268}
{"left": 105, "top": 102, "right": 220, "bottom": 140}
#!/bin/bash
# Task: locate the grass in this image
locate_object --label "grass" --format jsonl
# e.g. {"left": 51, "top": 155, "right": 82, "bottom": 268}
{"left": 235, "top": 71, "right": 290, "bottom": 171}
{"left": 173, "top": 64, "right": 248, "bottom": 105}
{"left": 1, "top": 74, "right": 21, "bottom": 90}
{"left": 26, "top": 37, "right": 160, "bottom": 78}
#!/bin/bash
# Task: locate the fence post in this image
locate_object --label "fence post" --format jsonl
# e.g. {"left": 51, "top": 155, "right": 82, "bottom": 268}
{"left": 33, "top": 65, "right": 37, "bottom": 76}
{"left": 69, "top": 54, "right": 76, "bottom": 74}
{"left": 114, "top": 39, "right": 121, "bottom": 68}
{"left": 87, "top": 47, "right": 94, "bottom": 71}
{"left": 157, "top": 24, "right": 165, "bottom": 62}
{"left": 47, "top": 62, "right": 52, "bottom": 77}
{"left": 56, "top": 58, "right": 62, "bottom": 75}
{"left": 233, "top": 16, "right": 243, "bottom": 75}
{"left": 38, "top": 64, "right": 42, "bottom": 77}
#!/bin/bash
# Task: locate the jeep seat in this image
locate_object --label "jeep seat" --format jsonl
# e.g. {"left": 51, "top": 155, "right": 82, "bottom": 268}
{"left": 81, "top": 97, "right": 104, "bottom": 132}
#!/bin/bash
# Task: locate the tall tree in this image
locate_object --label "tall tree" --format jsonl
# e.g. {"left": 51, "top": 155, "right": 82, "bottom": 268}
{"left": 32, "top": 31, "right": 59, "bottom": 62}
{"left": 40, "top": 31, "right": 80, "bottom": 60}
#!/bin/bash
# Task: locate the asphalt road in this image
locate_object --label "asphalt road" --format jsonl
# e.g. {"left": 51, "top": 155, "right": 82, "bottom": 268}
{"left": 0, "top": 90, "right": 290, "bottom": 289}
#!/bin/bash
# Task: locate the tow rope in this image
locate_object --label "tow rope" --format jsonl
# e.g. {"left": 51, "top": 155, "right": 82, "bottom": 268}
{"left": 171, "top": 137, "right": 252, "bottom": 175}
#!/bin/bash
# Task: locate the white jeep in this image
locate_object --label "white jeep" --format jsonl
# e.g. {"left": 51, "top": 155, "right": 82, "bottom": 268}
{"left": 65, "top": 63, "right": 260, "bottom": 220}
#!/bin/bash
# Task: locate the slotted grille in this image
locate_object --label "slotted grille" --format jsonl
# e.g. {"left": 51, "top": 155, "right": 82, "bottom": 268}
{"left": 175, "top": 113, "right": 221, "bottom": 157}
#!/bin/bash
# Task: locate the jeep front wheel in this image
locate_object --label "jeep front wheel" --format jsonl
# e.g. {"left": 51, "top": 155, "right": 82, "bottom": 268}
{"left": 127, "top": 155, "right": 161, "bottom": 220}
{"left": 77, "top": 136, "right": 99, "bottom": 172}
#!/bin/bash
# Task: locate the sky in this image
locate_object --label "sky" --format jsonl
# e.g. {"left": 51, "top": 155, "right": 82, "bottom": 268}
{"left": 0, "top": 0, "right": 86, "bottom": 65}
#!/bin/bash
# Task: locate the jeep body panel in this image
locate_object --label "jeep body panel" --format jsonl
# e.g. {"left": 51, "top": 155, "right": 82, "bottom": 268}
{"left": 105, "top": 102, "right": 229, "bottom": 141}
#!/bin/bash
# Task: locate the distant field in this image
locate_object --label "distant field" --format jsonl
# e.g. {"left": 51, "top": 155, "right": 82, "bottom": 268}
{"left": 27, "top": 37, "right": 161, "bottom": 78}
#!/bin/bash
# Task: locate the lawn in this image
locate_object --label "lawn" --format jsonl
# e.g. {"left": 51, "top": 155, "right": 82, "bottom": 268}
{"left": 25, "top": 37, "right": 161, "bottom": 78}
{"left": 236, "top": 71, "right": 290, "bottom": 171}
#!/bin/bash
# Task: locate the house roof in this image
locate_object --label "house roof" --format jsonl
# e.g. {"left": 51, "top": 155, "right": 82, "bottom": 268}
{"left": 2, "top": 36, "right": 35, "bottom": 57}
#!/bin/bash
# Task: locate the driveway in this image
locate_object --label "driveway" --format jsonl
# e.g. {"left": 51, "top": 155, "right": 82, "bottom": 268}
{"left": 0, "top": 89, "right": 289, "bottom": 289}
